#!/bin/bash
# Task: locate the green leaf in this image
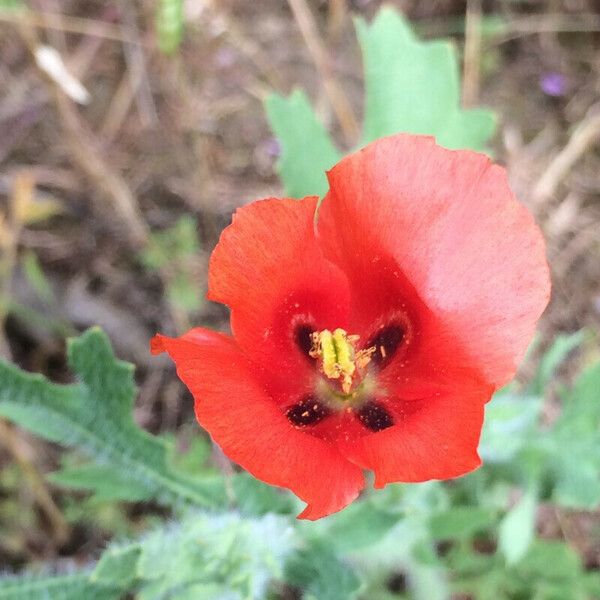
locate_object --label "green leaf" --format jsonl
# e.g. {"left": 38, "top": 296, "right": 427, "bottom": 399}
{"left": 285, "top": 539, "right": 361, "bottom": 600}
{"left": 48, "top": 464, "right": 153, "bottom": 502}
{"left": 0, "top": 0, "right": 24, "bottom": 10}
{"left": 232, "top": 472, "right": 296, "bottom": 516}
{"left": 529, "top": 331, "right": 585, "bottom": 395}
{"left": 551, "top": 453, "right": 600, "bottom": 509}
{"left": 498, "top": 488, "right": 538, "bottom": 565}
{"left": 265, "top": 8, "right": 496, "bottom": 199}
{"left": 556, "top": 360, "right": 600, "bottom": 434}
{"left": 136, "top": 512, "right": 294, "bottom": 599}
{"left": 93, "top": 544, "right": 142, "bottom": 589}
{"left": 140, "top": 216, "right": 199, "bottom": 271}
{"left": 357, "top": 7, "right": 495, "bottom": 150}
{"left": 264, "top": 90, "right": 342, "bottom": 198}
{"left": 21, "top": 251, "right": 54, "bottom": 303}
{"left": 0, "top": 327, "right": 224, "bottom": 509}
{"left": 548, "top": 361, "right": 600, "bottom": 508}
{"left": 517, "top": 541, "right": 581, "bottom": 581}
{"left": 318, "top": 499, "right": 400, "bottom": 553}
{"left": 0, "top": 573, "right": 121, "bottom": 600}
{"left": 155, "top": 0, "right": 184, "bottom": 55}
{"left": 429, "top": 507, "right": 497, "bottom": 539}
{"left": 479, "top": 393, "right": 542, "bottom": 463}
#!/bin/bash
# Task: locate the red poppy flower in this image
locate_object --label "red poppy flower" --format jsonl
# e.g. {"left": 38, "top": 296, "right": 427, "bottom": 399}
{"left": 152, "top": 134, "right": 550, "bottom": 520}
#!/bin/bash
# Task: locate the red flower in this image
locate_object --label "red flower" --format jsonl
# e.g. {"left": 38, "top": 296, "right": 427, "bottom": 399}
{"left": 152, "top": 134, "right": 550, "bottom": 520}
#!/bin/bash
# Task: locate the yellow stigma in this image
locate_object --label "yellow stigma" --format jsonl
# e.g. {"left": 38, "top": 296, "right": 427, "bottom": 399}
{"left": 310, "top": 328, "right": 375, "bottom": 394}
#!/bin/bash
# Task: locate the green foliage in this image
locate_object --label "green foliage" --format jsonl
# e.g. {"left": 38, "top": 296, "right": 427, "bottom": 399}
{"left": 21, "top": 251, "right": 54, "bottom": 303}
{"left": 529, "top": 331, "right": 585, "bottom": 395}
{"left": 264, "top": 91, "right": 342, "bottom": 198}
{"left": 155, "top": 0, "right": 184, "bottom": 55}
{"left": 546, "top": 361, "right": 600, "bottom": 508}
{"left": 357, "top": 7, "right": 495, "bottom": 149}
{"left": 130, "top": 511, "right": 294, "bottom": 600}
{"left": 498, "top": 487, "right": 538, "bottom": 565}
{"left": 0, "top": 0, "right": 24, "bottom": 11}
{"left": 285, "top": 538, "right": 361, "bottom": 600}
{"left": 429, "top": 507, "right": 497, "bottom": 540}
{"left": 0, "top": 327, "right": 224, "bottom": 509}
{"left": 0, "top": 325, "right": 598, "bottom": 598}
{"left": 265, "top": 7, "right": 496, "bottom": 198}
{"left": 0, "top": 572, "right": 121, "bottom": 600}
{"left": 140, "top": 216, "right": 202, "bottom": 314}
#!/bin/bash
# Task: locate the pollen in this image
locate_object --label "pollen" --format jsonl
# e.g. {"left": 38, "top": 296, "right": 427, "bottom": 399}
{"left": 310, "top": 328, "right": 375, "bottom": 394}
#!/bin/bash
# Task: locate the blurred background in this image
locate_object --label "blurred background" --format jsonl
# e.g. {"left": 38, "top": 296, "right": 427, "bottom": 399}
{"left": 1, "top": 0, "right": 599, "bottom": 596}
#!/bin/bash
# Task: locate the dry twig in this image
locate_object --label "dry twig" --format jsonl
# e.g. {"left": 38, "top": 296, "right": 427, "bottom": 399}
{"left": 462, "top": 0, "right": 482, "bottom": 107}
{"left": 286, "top": 0, "right": 359, "bottom": 145}
{"left": 0, "top": 8, "right": 142, "bottom": 45}
{"left": 17, "top": 21, "right": 149, "bottom": 247}
{"left": 534, "top": 107, "right": 600, "bottom": 202}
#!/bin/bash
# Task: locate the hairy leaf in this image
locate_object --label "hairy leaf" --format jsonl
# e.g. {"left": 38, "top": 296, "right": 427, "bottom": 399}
{"left": 0, "top": 327, "right": 224, "bottom": 509}
{"left": 0, "top": 573, "right": 121, "bottom": 600}
{"left": 135, "top": 512, "right": 294, "bottom": 599}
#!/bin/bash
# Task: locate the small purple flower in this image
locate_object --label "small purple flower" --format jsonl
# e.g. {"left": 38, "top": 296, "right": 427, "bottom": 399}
{"left": 540, "top": 72, "right": 566, "bottom": 97}
{"left": 264, "top": 137, "right": 281, "bottom": 157}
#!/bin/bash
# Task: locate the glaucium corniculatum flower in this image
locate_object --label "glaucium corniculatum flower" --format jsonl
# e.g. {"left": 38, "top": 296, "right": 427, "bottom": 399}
{"left": 152, "top": 134, "right": 550, "bottom": 520}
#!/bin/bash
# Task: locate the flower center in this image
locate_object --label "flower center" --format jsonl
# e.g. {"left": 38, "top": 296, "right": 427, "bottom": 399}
{"left": 309, "top": 328, "right": 375, "bottom": 395}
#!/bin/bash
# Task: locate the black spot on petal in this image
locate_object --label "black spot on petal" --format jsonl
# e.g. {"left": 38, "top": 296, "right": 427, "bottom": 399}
{"left": 356, "top": 401, "right": 394, "bottom": 432}
{"left": 367, "top": 324, "right": 405, "bottom": 369}
{"left": 287, "top": 396, "right": 330, "bottom": 427}
{"left": 294, "top": 324, "right": 314, "bottom": 357}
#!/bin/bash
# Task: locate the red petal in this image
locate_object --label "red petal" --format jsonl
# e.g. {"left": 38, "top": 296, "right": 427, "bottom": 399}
{"left": 339, "top": 389, "right": 487, "bottom": 486}
{"left": 151, "top": 329, "right": 364, "bottom": 520}
{"left": 208, "top": 197, "right": 351, "bottom": 393}
{"left": 318, "top": 134, "right": 550, "bottom": 389}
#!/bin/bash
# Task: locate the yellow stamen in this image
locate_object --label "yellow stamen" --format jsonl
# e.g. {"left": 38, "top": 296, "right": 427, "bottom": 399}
{"left": 310, "top": 328, "right": 374, "bottom": 394}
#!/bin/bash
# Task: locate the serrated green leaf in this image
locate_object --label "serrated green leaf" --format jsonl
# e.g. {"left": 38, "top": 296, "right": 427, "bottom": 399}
{"left": 136, "top": 512, "right": 293, "bottom": 600}
{"left": 498, "top": 488, "right": 538, "bottom": 565}
{"left": 357, "top": 7, "right": 495, "bottom": 150}
{"left": 264, "top": 90, "right": 342, "bottom": 198}
{"left": 0, "top": 573, "right": 121, "bottom": 600}
{"left": 0, "top": 327, "right": 225, "bottom": 509}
